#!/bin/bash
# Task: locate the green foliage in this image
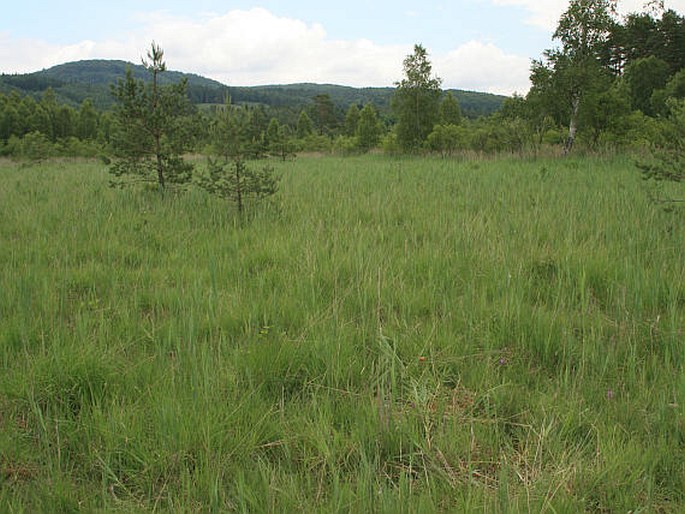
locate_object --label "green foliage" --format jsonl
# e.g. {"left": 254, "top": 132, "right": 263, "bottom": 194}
{"left": 533, "top": 0, "right": 618, "bottom": 152}
{"left": 311, "top": 93, "right": 338, "bottom": 135}
{"left": 665, "top": 68, "right": 685, "bottom": 99}
{"left": 356, "top": 103, "right": 382, "bottom": 152}
{"left": 17, "top": 131, "right": 53, "bottom": 161}
{"left": 0, "top": 132, "right": 102, "bottom": 160}
{"left": 392, "top": 44, "right": 442, "bottom": 152}
{"left": 0, "top": 88, "right": 99, "bottom": 149}
{"left": 651, "top": 69, "right": 685, "bottom": 115}
{"left": 439, "top": 91, "right": 462, "bottom": 125}
{"left": 520, "top": 2, "right": 685, "bottom": 154}
{"left": 616, "top": 8, "right": 685, "bottom": 74}
{"left": 426, "top": 124, "right": 465, "bottom": 157}
{"left": 332, "top": 135, "right": 360, "bottom": 156}
{"left": 197, "top": 157, "right": 280, "bottom": 213}
{"left": 344, "top": 103, "right": 360, "bottom": 136}
{"left": 1, "top": 2, "right": 682, "bottom": 162}
{"left": 265, "top": 117, "right": 280, "bottom": 149}
{"left": 297, "top": 133, "right": 333, "bottom": 153}
{"left": 109, "top": 43, "right": 195, "bottom": 190}
{"left": 201, "top": 99, "right": 282, "bottom": 211}
{"left": 296, "top": 110, "right": 313, "bottom": 138}
{"left": 554, "top": 0, "right": 617, "bottom": 60}
{"left": 624, "top": 56, "right": 670, "bottom": 115}
{"left": 211, "top": 100, "right": 251, "bottom": 161}
{"left": 243, "top": 105, "right": 269, "bottom": 158}
{"left": 264, "top": 118, "right": 296, "bottom": 161}
{"left": 76, "top": 99, "right": 99, "bottom": 140}
{"left": 468, "top": 117, "right": 533, "bottom": 154}
{"left": 380, "top": 131, "right": 401, "bottom": 155}
{"left": 638, "top": 98, "right": 685, "bottom": 189}
{"left": 578, "top": 82, "right": 631, "bottom": 148}
{"left": 0, "top": 59, "right": 233, "bottom": 109}
{"left": 507, "top": 88, "right": 555, "bottom": 151}
{"left": 2, "top": 62, "right": 507, "bottom": 119}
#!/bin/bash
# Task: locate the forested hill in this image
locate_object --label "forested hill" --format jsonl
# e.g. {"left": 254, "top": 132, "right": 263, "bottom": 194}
{"left": 230, "top": 83, "right": 506, "bottom": 119}
{"left": 0, "top": 60, "right": 506, "bottom": 117}
{"left": 0, "top": 60, "right": 231, "bottom": 109}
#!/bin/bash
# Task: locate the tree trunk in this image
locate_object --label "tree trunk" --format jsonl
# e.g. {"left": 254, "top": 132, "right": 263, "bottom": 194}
{"left": 151, "top": 66, "right": 165, "bottom": 189}
{"left": 235, "top": 159, "right": 243, "bottom": 214}
{"left": 155, "top": 136, "right": 165, "bottom": 189}
{"left": 564, "top": 94, "right": 581, "bottom": 155}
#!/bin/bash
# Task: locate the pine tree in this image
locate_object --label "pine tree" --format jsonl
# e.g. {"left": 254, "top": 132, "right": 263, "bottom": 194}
{"left": 109, "top": 42, "right": 194, "bottom": 190}
{"left": 296, "top": 110, "right": 314, "bottom": 138}
{"left": 198, "top": 100, "right": 281, "bottom": 213}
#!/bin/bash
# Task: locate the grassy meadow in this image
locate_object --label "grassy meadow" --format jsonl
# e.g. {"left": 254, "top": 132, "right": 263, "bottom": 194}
{"left": 1, "top": 154, "right": 684, "bottom": 512}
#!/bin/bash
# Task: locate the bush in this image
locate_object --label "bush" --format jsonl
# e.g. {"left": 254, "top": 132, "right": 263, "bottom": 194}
{"left": 637, "top": 99, "right": 685, "bottom": 207}
{"left": 381, "top": 132, "right": 401, "bottom": 156}
{"left": 55, "top": 137, "right": 103, "bottom": 158}
{"left": 297, "top": 134, "right": 333, "bottom": 153}
{"left": 332, "top": 135, "right": 360, "bottom": 156}
{"left": 19, "top": 131, "right": 54, "bottom": 161}
{"left": 426, "top": 124, "right": 466, "bottom": 157}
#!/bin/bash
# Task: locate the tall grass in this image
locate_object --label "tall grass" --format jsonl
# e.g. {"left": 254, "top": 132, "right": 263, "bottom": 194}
{"left": 1, "top": 155, "right": 683, "bottom": 511}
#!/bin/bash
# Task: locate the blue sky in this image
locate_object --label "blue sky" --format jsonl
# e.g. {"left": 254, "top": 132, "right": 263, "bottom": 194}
{"left": 3, "top": 0, "right": 548, "bottom": 55}
{"left": 2, "top": 1, "right": 683, "bottom": 94}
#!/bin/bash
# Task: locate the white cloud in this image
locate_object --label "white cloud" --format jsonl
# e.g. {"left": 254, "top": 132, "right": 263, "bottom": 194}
{"left": 0, "top": 8, "right": 532, "bottom": 95}
{"left": 144, "top": 8, "right": 406, "bottom": 86}
{"left": 0, "top": 32, "right": 141, "bottom": 73}
{"left": 437, "top": 41, "right": 531, "bottom": 95}
{"left": 491, "top": 0, "right": 685, "bottom": 31}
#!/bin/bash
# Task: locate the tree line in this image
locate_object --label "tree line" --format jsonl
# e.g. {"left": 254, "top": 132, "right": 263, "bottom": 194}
{"left": 0, "top": 89, "right": 106, "bottom": 158}
{"left": 392, "top": 1, "right": 685, "bottom": 157}
{"left": 0, "top": 0, "right": 684, "bottom": 164}
{"left": 513, "top": 0, "right": 685, "bottom": 153}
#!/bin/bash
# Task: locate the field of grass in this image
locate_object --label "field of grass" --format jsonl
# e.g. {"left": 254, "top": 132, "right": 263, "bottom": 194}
{"left": 1, "top": 154, "right": 683, "bottom": 512}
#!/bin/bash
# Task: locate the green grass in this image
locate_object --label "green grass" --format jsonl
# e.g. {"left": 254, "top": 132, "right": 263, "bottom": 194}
{"left": 1, "top": 155, "right": 683, "bottom": 512}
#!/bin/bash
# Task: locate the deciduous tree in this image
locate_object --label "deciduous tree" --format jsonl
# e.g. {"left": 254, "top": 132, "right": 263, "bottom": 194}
{"left": 439, "top": 92, "right": 462, "bottom": 126}
{"left": 356, "top": 103, "right": 382, "bottom": 152}
{"left": 392, "top": 44, "right": 442, "bottom": 152}
{"left": 623, "top": 56, "right": 670, "bottom": 115}
{"left": 638, "top": 98, "right": 685, "bottom": 187}
{"left": 77, "top": 99, "right": 99, "bottom": 141}
{"left": 537, "top": 0, "right": 618, "bottom": 153}
{"left": 344, "top": 104, "right": 361, "bottom": 136}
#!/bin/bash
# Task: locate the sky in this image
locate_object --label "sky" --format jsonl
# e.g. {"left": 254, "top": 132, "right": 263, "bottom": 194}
{"left": 1, "top": 1, "right": 684, "bottom": 95}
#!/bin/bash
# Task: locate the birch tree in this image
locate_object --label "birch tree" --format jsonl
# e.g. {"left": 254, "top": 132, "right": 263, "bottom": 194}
{"left": 532, "top": 0, "right": 617, "bottom": 153}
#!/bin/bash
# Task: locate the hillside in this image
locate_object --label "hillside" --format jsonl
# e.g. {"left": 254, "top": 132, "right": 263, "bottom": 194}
{"left": 0, "top": 60, "right": 232, "bottom": 109}
{"left": 226, "top": 83, "right": 506, "bottom": 119}
{"left": 0, "top": 60, "right": 507, "bottom": 117}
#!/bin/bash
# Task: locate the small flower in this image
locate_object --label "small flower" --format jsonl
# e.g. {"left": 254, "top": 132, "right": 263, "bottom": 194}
{"left": 498, "top": 357, "right": 507, "bottom": 366}
{"left": 606, "top": 389, "right": 614, "bottom": 400}
{"left": 418, "top": 356, "right": 427, "bottom": 363}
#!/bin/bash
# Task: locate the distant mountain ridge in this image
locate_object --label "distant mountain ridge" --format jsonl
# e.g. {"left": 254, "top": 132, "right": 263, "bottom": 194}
{"left": 0, "top": 60, "right": 507, "bottom": 117}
